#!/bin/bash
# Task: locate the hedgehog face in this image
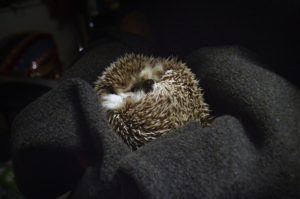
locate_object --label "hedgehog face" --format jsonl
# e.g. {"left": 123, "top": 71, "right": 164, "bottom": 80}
{"left": 100, "top": 63, "right": 165, "bottom": 110}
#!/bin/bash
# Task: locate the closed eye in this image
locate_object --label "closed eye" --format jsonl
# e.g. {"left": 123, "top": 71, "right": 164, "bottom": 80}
{"left": 106, "top": 86, "right": 116, "bottom": 94}
{"left": 130, "top": 83, "right": 142, "bottom": 92}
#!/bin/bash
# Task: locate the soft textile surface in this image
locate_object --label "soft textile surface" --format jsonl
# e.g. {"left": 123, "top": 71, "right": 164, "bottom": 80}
{"left": 12, "top": 45, "right": 300, "bottom": 199}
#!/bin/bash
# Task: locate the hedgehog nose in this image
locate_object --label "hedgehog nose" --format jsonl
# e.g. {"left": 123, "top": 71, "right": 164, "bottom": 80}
{"left": 143, "top": 79, "right": 154, "bottom": 93}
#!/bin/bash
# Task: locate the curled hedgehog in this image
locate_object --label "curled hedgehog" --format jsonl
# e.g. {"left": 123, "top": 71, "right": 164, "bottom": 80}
{"left": 94, "top": 54, "right": 210, "bottom": 150}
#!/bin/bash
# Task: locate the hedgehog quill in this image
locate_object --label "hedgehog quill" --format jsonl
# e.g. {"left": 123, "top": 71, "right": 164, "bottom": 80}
{"left": 94, "top": 54, "right": 210, "bottom": 150}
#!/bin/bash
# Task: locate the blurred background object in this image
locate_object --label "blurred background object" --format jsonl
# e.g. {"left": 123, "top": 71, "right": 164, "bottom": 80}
{"left": 0, "top": 33, "right": 62, "bottom": 79}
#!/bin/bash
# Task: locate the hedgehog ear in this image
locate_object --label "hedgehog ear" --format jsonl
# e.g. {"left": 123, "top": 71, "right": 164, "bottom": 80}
{"left": 152, "top": 63, "right": 164, "bottom": 79}
{"left": 153, "top": 63, "right": 163, "bottom": 72}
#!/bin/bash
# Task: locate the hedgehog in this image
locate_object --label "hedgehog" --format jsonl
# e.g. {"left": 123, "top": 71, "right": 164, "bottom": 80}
{"left": 94, "top": 54, "right": 210, "bottom": 150}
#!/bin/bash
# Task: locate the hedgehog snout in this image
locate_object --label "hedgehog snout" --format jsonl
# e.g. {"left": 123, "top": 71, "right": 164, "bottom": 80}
{"left": 143, "top": 79, "right": 154, "bottom": 93}
{"left": 131, "top": 79, "right": 155, "bottom": 93}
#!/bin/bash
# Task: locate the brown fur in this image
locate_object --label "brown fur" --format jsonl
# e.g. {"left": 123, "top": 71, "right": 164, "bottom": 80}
{"left": 95, "top": 54, "right": 210, "bottom": 150}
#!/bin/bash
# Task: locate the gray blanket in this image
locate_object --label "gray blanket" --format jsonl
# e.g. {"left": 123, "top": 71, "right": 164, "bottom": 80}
{"left": 12, "top": 43, "right": 300, "bottom": 199}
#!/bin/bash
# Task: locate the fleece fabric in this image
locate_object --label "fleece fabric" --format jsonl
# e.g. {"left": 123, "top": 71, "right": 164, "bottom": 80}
{"left": 11, "top": 44, "right": 300, "bottom": 199}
